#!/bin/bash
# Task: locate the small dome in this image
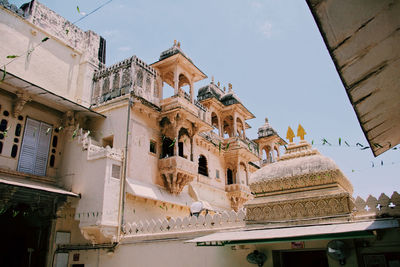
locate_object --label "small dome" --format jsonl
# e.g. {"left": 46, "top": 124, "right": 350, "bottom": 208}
{"left": 257, "top": 117, "right": 277, "bottom": 138}
{"left": 220, "top": 92, "right": 241, "bottom": 106}
{"left": 250, "top": 154, "right": 339, "bottom": 184}
{"left": 159, "top": 40, "right": 192, "bottom": 63}
{"left": 198, "top": 83, "right": 223, "bottom": 101}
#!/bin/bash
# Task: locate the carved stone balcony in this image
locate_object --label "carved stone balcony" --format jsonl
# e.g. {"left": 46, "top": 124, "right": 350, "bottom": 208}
{"left": 225, "top": 184, "right": 253, "bottom": 211}
{"left": 160, "top": 94, "right": 212, "bottom": 136}
{"left": 158, "top": 156, "right": 197, "bottom": 194}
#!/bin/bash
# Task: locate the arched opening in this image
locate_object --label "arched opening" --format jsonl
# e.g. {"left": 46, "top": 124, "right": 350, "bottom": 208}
{"left": 178, "top": 73, "right": 190, "bottom": 88}
{"left": 274, "top": 146, "right": 279, "bottom": 159}
{"left": 161, "top": 137, "right": 174, "bottom": 158}
{"left": 227, "top": 168, "right": 234, "bottom": 185}
{"left": 162, "top": 71, "right": 175, "bottom": 99}
{"left": 211, "top": 112, "right": 220, "bottom": 136}
{"left": 236, "top": 117, "right": 245, "bottom": 138}
{"left": 198, "top": 155, "right": 208, "bottom": 176}
{"left": 178, "top": 73, "right": 191, "bottom": 101}
{"left": 178, "top": 128, "right": 190, "bottom": 159}
{"left": 262, "top": 146, "right": 273, "bottom": 164}
{"left": 223, "top": 116, "right": 234, "bottom": 138}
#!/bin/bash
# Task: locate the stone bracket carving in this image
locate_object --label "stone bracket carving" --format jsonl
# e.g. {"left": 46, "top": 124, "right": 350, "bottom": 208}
{"left": 80, "top": 225, "right": 118, "bottom": 244}
{"left": 13, "top": 90, "right": 31, "bottom": 117}
{"left": 226, "top": 184, "right": 253, "bottom": 211}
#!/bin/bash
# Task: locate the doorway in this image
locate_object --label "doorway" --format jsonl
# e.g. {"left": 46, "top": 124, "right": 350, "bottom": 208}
{"left": 0, "top": 203, "right": 51, "bottom": 267}
{"left": 275, "top": 250, "right": 329, "bottom": 267}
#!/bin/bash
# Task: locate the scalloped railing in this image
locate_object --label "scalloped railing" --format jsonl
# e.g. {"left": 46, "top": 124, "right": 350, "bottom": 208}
{"left": 354, "top": 192, "right": 400, "bottom": 217}
{"left": 123, "top": 210, "right": 245, "bottom": 237}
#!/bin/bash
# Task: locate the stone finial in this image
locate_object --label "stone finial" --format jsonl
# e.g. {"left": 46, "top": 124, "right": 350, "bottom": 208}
{"left": 265, "top": 117, "right": 269, "bottom": 123}
{"left": 286, "top": 126, "right": 295, "bottom": 143}
{"left": 217, "top": 81, "right": 220, "bottom": 87}
{"left": 223, "top": 86, "right": 226, "bottom": 92}
{"left": 297, "top": 124, "right": 306, "bottom": 140}
{"left": 228, "top": 83, "right": 233, "bottom": 92}
{"left": 174, "top": 40, "right": 177, "bottom": 46}
{"left": 211, "top": 76, "right": 214, "bottom": 84}
{"left": 177, "top": 42, "right": 181, "bottom": 48}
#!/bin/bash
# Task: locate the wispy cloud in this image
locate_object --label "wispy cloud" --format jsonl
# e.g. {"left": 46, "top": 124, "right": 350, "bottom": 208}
{"left": 102, "top": 30, "right": 119, "bottom": 37}
{"left": 259, "top": 21, "right": 273, "bottom": 38}
{"left": 250, "top": 1, "right": 263, "bottom": 9}
{"left": 118, "top": 46, "right": 132, "bottom": 52}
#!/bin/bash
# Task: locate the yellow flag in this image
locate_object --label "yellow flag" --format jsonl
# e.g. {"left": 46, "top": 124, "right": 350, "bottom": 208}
{"left": 297, "top": 124, "right": 306, "bottom": 140}
{"left": 286, "top": 127, "right": 295, "bottom": 143}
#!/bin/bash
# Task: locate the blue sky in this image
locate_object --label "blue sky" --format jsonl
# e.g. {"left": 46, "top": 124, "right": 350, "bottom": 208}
{"left": 11, "top": 0, "right": 399, "bottom": 198}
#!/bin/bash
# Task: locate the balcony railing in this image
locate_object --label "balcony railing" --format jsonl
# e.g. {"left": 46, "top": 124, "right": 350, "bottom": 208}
{"left": 158, "top": 156, "right": 197, "bottom": 176}
{"left": 161, "top": 95, "right": 210, "bottom": 125}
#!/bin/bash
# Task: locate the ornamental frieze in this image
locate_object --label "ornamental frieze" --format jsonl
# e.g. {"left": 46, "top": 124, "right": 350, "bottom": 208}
{"left": 246, "top": 193, "right": 352, "bottom": 222}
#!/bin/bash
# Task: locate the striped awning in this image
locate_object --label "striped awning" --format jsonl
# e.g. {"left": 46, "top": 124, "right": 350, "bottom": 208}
{"left": 187, "top": 219, "right": 399, "bottom": 246}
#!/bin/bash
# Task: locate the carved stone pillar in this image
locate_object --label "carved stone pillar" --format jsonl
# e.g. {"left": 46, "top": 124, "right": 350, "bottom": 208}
{"left": 233, "top": 115, "right": 237, "bottom": 137}
{"left": 189, "top": 81, "right": 194, "bottom": 103}
{"left": 174, "top": 67, "right": 179, "bottom": 95}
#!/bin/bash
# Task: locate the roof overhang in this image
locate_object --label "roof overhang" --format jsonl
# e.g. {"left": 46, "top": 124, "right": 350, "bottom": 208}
{"left": 0, "top": 175, "right": 79, "bottom": 197}
{"left": 307, "top": 0, "right": 400, "bottom": 156}
{"left": 1, "top": 72, "right": 105, "bottom": 118}
{"left": 223, "top": 103, "right": 255, "bottom": 121}
{"left": 151, "top": 53, "right": 207, "bottom": 85}
{"left": 126, "top": 178, "right": 193, "bottom": 208}
{"left": 187, "top": 219, "right": 399, "bottom": 246}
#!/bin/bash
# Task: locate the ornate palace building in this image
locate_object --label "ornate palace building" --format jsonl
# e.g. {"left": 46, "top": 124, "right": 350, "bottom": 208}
{"left": 0, "top": 1, "right": 399, "bottom": 267}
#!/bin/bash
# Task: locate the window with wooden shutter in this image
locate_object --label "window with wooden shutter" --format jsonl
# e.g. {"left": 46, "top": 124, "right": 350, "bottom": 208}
{"left": 18, "top": 118, "right": 52, "bottom": 176}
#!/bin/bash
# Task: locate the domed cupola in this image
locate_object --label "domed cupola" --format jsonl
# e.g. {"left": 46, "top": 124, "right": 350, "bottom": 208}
{"left": 257, "top": 117, "right": 277, "bottom": 138}
{"left": 220, "top": 83, "right": 242, "bottom": 106}
{"left": 197, "top": 77, "right": 224, "bottom": 101}
{"left": 246, "top": 125, "right": 354, "bottom": 225}
{"left": 159, "top": 40, "right": 192, "bottom": 63}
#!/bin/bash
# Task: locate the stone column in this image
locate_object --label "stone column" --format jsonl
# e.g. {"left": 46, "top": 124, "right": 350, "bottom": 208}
{"left": 190, "top": 136, "right": 194, "bottom": 162}
{"left": 233, "top": 115, "right": 237, "bottom": 137}
{"left": 174, "top": 67, "right": 179, "bottom": 95}
{"left": 190, "top": 80, "right": 194, "bottom": 103}
{"left": 242, "top": 117, "right": 246, "bottom": 138}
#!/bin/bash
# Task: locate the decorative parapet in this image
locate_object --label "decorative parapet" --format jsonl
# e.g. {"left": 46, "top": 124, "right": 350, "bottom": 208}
{"left": 353, "top": 192, "right": 400, "bottom": 218}
{"left": 224, "top": 136, "right": 260, "bottom": 158}
{"left": 29, "top": 2, "right": 101, "bottom": 66}
{"left": 250, "top": 169, "right": 353, "bottom": 196}
{"left": 226, "top": 184, "right": 253, "bottom": 212}
{"left": 92, "top": 56, "right": 161, "bottom": 107}
{"left": 75, "top": 129, "right": 123, "bottom": 162}
{"left": 159, "top": 156, "right": 197, "bottom": 194}
{"left": 198, "top": 132, "right": 259, "bottom": 158}
{"left": 123, "top": 210, "right": 245, "bottom": 238}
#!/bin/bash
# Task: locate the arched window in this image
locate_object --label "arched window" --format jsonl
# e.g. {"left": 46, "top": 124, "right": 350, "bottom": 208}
{"left": 227, "top": 168, "right": 234, "bottom": 185}
{"left": 198, "top": 155, "right": 208, "bottom": 176}
{"left": 161, "top": 137, "right": 174, "bottom": 158}
{"left": 211, "top": 112, "right": 220, "bottom": 136}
